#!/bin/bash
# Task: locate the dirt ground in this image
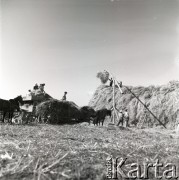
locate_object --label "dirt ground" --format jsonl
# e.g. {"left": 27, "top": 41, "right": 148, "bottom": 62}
{"left": 0, "top": 121, "right": 179, "bottom": 180}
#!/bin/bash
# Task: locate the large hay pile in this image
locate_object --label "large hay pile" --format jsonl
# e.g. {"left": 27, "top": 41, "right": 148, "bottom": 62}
{"left": 31, "top": 91, "right": 52, "bottom": 103}
{"left": 36, "top": 99, "right": 81, "bottom": 124}
{"left": 89, "top": 81, "right": 179, "bottom": 129}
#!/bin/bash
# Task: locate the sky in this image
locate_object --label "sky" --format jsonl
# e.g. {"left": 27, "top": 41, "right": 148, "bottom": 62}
{"left": 0, "top": 0, "right": 179, "bottom": 106}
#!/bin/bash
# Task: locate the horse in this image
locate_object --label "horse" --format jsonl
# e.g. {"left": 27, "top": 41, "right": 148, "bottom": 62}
{"left": 0, "top": 96, "right": 23, "bottom": 123}
{"left": 93, "top": 108, "right": 112, "bottom": 126}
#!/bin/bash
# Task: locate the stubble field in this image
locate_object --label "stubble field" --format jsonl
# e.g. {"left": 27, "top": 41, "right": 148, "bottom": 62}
{"left": 0, "top": 122, "right": 179, "bottom": 180}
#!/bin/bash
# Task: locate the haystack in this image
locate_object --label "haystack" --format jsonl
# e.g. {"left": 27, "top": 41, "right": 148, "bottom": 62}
{"left": 36, "top": 99, "right": 81, "bottom": 124}
{"left": 31, "top": 91, "right": 52, "bottom": 103}
{"left": 21, "top": 90, "right": 52, "bottom": 114}
{"left": 89, "top": 81, "right": 179, "bottom": 129}
{"left": 79, "top": 106, "right": 96, "bottom": 122}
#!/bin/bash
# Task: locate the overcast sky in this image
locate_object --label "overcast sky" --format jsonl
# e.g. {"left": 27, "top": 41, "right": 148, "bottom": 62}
{"left": 1, "top": 0, "right": 179, "bottom": 106}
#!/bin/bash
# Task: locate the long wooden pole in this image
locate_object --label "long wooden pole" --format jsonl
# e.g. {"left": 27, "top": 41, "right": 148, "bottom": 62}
{"left": 112, "top": 79, "right": 115, "bottom": 124}
{"left": 124, "top": 85, "right": 167, "bottom": 129}
{"left": 105, "top": 70, "right": 122, "bottom": 125}
{"left": 106, "top": 70, "right": 123, "bottom": 94}
{"left": 114, "top": 79, "right": 123, "bottom": 94}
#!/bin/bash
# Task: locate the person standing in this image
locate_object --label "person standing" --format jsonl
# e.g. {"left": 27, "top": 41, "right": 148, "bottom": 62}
{"left": 109, "top": 78, "right": 113, "bottom": 87}
{"left": 62, "top": 92, "right": 67, "bottom": 101}
{"left": 117, "top": 110, "right": 124, "bottom": 126}
{"left": 39, "top": 84, "right": 45, "bottom": 94}
{"left": 124, "top": 109, "right": 129, "bottom": 127}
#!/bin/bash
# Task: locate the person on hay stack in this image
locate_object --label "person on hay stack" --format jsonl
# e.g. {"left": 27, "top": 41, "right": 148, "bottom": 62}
{"left": 62, "top": 91, "right": 67, "bottom": 101}
{"left": 33, "top": 83, "right": 39, "bottom": 90}
{"left": 39, "top": 83, "right": 45, "bottom": 94}
{"left": 109, "top": 77, "right": 113, "bottom": 87}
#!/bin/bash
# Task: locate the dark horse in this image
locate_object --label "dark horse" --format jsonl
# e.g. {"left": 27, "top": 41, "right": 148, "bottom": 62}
{"left": 0, "top": 96, "right": 23, "bottom": 123}
{"left": 93, "top": 108, "right": 112, "bottom": 126}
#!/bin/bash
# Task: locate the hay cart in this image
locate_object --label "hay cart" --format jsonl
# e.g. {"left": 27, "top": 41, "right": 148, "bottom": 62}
{"left": 12, "top": 93, "right": 45, "bottom": 124}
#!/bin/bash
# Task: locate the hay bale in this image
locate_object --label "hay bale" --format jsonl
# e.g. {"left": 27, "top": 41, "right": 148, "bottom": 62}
{"left": 96, "top": 71, "right": 109, "bottom": 84}
{"left": 31, "top": 91, "right": 52, "bottom": 102}
{"left": 89, "top": 81, "right": 179, "bottom": 129}
{"left": 79, "top": 106, "right": 96, "bottom": 123}
{"left": 36, "top": 99, "right": 81, "bottom": 124}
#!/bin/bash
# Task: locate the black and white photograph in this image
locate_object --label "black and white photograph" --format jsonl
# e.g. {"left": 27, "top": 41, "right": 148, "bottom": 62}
{"left": 0, "top": 0, "right": 179, "bottom": 179}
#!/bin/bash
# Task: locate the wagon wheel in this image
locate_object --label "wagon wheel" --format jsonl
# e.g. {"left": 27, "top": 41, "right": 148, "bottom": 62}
{"left": 12, "top": 111, "right": 23, "bottom": 124}
{"left": 4, "top": 117, "right": 9, "bottom": 123}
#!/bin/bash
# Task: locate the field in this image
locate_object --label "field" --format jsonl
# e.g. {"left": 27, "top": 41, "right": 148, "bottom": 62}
{"left": 0, "top": 121, "right": 179, "bottom": 180}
